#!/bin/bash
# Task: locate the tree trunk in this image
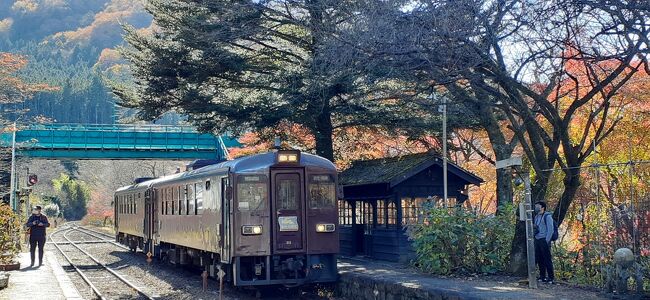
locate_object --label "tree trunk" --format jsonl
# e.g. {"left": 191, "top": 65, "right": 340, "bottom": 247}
{"left": 476, "top": 100, "right": 515, "bottom": 215}
{"left": 494, "top": 155, "right": 513, "bottom": 215}
{"left": 313, "top": 109, "right": 335, "bottom": 161}
{"left": 554, "top": 169, "right": 581, "bottom": 226}
{"left": 508, "top": 171, "right": 550, "bottom": 275}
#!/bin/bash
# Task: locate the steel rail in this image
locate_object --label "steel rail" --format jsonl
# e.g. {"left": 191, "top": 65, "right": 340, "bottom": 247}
{"left": 50, "top": 227, "right": 108, "bottom": 300}
{"left": 72, "top": 226, "right": 130, "bottom": 251}
{"left": 47, "top": 240, "right": 112, "bottom": 245}
{"left": 61, "top": 228, "right": 155, "bottom": 300}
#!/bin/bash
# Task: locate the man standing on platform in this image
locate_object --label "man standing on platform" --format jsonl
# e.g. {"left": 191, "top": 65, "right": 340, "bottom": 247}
{"left": 534, "top": 201, "right": 555, "bottom": 284}
{"left": 25, "top": 205, "right": 49, "bottom": 267}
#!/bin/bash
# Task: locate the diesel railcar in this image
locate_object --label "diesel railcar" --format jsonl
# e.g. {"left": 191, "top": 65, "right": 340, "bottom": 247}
{"left": 114, "top": 150, "right": 339, "bottom": 286}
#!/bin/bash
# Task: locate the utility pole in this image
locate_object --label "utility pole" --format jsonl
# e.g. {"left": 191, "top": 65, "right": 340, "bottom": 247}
{"left": 9, "top": 122, "right": 17, "bottom": 211}
{"left": 441, "top": 96, "right": 448, "bottom": 208}
{"left": 496, "top": 156, "right": 537, "bottom": 289}
{"left": 431, "top": 92, "right": 449, "bottom": 208}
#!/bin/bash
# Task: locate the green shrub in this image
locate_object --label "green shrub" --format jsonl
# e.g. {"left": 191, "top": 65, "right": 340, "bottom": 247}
{"left": 42, "top": 203, "right": 60, "bottom": 218}
{"left": 408, "top": 204, "right": 515, "bottom": 275}
{"left": 0, "top": 204, "right": 21, "bottom": 264}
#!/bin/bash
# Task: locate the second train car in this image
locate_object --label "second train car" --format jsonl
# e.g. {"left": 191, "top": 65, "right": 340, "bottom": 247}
{"left": 113, "top": 150, "right": 339, "bottom": 286}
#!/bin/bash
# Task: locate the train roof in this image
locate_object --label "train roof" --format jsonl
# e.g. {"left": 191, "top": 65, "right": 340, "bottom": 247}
{"left": 115, "top": 151, "right": 336, "bottom": 193}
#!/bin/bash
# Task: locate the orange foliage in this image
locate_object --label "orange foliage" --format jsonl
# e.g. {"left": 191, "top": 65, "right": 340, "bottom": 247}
{"left": 52, "top": 0, "right": 149, "bottom": 48}
{"left": 0, "top": 52, "right": 58, "bottom": 105}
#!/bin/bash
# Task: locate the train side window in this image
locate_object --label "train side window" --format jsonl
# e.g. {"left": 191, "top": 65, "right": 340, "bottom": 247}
{"left": 136, "top": 193, "right": 140, "bottom": 214}
{"left": 195, "top": 182, "right": 203, "bottom": 215}
{"left": 187, "top": 184, "right": 195, "bottom": 215}
{"left": 118, "top": 196, "right": 121, "bottom": 214}
{"left": 170, "top": 188, "right": 179, "bottom": 215}
{"left": 156, "top": 190, "right": 162, "bottom": 215}
{"left": 161, "top": 189, "right": 166, "bottom": 215}
{"left": 163, "top": 190, "right": 168, "bottom": 215}
{"left": 130, "top": 194, "right": 134, "bottom": 214}
{"left": 174, "top": 186, "right": 185, "bottom": 214}
{"left": 171, "top": 187, "right": 178, "bottom": 216}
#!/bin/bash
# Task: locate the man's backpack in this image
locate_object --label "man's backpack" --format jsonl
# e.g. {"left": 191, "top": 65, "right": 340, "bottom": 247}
{"left": 544, "top": 212, "right": 559, "bottom": 242}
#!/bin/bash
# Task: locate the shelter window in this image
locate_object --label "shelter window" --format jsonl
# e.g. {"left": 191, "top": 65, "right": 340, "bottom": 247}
{"left": 363, "top": 202, "right": 373, "bottom": 234}
{"left": 377, "top": 200, "right": 386, "bottom": 226}
{"left": 308, "top": 174, "right": 336, "bottom": 209}
{"left": 354, "top": 201, "right": 365, "bottom": 225}
{"left": 387, "top": 201, "right": 397, "bottom": 226}
{"left": 195, "top": 182, "right": 203, "bottom": 215}
{"left": 237, "top": 175, "right": 267, "bottom": 211}
{"left": 338, "top": 200, "right": 352, "bottom": 226}
{"left": 402, "top": 197, "right": 417, "bottom": 225}
{"left": 187, "top": 184, "right": 195, "bottom": 215}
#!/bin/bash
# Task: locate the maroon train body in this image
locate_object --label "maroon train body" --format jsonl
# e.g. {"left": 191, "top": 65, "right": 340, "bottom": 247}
{"left": 114, "top": 150, "right": 339, "bottom": 286}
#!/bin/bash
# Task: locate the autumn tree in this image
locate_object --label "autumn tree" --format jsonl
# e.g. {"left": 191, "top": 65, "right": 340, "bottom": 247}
{"left": 0, "top": 52, "right": 55, "bottom": 194}
{"left": 113, "top": 0, "right": 456, "bottom": 161}
{"left": 343, "top": 0, "right": 649, "bottom": 273}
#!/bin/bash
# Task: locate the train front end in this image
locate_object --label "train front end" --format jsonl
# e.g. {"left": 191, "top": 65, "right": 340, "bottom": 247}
{"left": 231, "top": 150, "right": 339, "bottom": 286}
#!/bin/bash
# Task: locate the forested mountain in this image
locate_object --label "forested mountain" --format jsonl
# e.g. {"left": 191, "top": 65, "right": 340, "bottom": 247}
{"left": 0, "top": 0, "right": 152, "bottom": 123}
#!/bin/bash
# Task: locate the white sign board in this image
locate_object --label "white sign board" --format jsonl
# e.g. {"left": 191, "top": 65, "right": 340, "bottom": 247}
{"left": 495, "top": 156, "right": 523, "bottom": 169}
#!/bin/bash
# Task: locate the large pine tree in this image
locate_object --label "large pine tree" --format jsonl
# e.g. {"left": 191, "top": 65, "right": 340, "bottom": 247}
{"left": 115, "top": 0, "right": 435, "bottom": 160}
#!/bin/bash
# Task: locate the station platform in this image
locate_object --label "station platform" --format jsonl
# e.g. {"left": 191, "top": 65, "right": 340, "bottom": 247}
{"left": 0, "top": 251, "right": 81, "bottom": 300}
{"left": 337, "top": 257, "right": 612, "bottom": 300}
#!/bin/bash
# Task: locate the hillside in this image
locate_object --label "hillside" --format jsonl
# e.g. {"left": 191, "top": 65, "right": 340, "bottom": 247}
{"left": 0, "top": 0, "right": 152, "bottom": 123}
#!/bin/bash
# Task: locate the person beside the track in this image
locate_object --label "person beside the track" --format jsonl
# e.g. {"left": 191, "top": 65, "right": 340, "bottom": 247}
{"left": 25, "top": 205, "right": 50, "bottom": 267}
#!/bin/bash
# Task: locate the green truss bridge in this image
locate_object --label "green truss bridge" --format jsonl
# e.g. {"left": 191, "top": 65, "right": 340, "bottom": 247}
{"left": 0, "top": 123, "right": 239, "bottom": 160}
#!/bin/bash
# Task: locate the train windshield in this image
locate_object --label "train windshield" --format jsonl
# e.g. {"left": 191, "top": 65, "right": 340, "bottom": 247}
{"left": 309, "top": 174, "right": 336, "bottom": 209}
{"left": 237, "top": 175, "right": 268, "bottom": 211}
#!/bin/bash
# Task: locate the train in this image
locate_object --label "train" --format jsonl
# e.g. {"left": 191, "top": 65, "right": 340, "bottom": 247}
{"left": 113, "top": 150, "right": 339, "bottom": 286}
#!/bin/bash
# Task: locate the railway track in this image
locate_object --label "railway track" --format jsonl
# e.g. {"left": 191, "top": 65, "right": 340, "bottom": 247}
{"left": 50, "top": 225, "right": 155, "bottom": 300}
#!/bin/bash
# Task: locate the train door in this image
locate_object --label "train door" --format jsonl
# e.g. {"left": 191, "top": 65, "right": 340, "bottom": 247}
{"left": 143, "top": 189, "right": 157, "bottom": 253}
{"left": 144, "top": 191, "right": 151, "bottom": 239}
{"left": 271, "top": 170, "right": 305, "bottom": 252}
{"left": 220, "top": 177, "right": 231, "bottom": 263}
{"left": 114, "top": 195, "right": 119, "bottom": 233}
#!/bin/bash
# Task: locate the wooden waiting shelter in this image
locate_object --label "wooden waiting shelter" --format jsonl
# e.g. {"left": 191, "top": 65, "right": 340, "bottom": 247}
{"left": 337, "top": 152, "right": 483, "bottom": 262}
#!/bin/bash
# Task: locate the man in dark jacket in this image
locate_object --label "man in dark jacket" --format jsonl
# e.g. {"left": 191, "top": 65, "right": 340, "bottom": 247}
{"left": 534, "top": 201, "right": 555, "bottom": 284}
{"left": 25, "top": 205, "right": 49, "bottom": 267}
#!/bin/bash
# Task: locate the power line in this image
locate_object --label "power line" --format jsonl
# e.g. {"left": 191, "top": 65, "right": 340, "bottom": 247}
{"left": 540, "top": 160, "right": 650, "bottom": 172}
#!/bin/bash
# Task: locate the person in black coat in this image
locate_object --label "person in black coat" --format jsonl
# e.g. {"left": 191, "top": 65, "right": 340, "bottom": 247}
{"left": 25, "top": 206, "right": 50, "bottom": 267}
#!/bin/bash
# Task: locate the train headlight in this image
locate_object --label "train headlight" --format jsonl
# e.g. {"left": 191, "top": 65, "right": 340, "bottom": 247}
{"left": 242, "top": 225, "right": 263, "bottom": 235}
{"left": 316, "top": 223, "right": 335, "bottom": 233}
